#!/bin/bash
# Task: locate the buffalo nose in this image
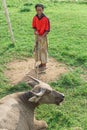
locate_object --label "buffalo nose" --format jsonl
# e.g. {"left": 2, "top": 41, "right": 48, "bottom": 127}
{"left": 61, "top": 94, "right": 65, "bottom": 99}
{"left": 62, "top": 94, "right": 65, "bottom": 98}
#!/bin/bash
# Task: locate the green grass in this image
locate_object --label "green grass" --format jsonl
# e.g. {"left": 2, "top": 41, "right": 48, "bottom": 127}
{"left": 0, "top": 0, "right": 87, "bottom": 130}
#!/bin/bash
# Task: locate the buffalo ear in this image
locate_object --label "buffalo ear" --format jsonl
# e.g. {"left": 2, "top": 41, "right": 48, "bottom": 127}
{"left": 29, "top": 96, "right": 41, "bottom": 103}
{"left": 28, "top": 80, "right": 38, "bottom": 88}
{"left": 28, "top": 88, "right": 46, "bottom": 103}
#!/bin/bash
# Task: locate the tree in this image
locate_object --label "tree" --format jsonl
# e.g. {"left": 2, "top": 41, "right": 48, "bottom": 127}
{"left": 2, "top": 0, "right": 15, "bottom": 44}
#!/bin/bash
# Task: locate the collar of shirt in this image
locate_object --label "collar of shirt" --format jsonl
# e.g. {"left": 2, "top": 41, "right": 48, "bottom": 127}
{"left": 36, "top": 13, "right": 45, "bottom": 20}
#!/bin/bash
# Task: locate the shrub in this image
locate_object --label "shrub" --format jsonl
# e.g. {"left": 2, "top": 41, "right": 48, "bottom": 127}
{"left": 24, "top": 3, "right": 33, "bottom": 6}
{"left": 53, "top": 72, "right": 83, "bottom": 88}
{"left": 20, "top": 7, "right": 31, "bottom": 13}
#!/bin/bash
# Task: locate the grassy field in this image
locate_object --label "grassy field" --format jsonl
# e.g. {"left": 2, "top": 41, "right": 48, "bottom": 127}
{"left": 0, "top": 0, "right": 87, "bottom": 129}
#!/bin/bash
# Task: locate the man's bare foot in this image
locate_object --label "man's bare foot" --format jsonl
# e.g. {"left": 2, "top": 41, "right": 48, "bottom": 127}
{"left": 39, "top": 63, "right": 46, "bottom": 68}
{"left": 35, "top": 63, "right": 46, "bottom": 69}
{"left": 39, "top": 63, "right": 43, "bottom": 68}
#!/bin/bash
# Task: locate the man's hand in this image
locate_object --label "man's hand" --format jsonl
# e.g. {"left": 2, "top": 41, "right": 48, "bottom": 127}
{"left": 34, "top": 31, "right": 39, "bottom": 35}
{"left": 38, "top": 36, "right": 42, "bottom": 41}
{"left": 42, "top": 31, "right": 48, "bottom": 37}
{"left": 34, "top": 28, "right": 39, "bottom": 35}
{"left": 38, "top": 31, "right": 48, "bottom": 40}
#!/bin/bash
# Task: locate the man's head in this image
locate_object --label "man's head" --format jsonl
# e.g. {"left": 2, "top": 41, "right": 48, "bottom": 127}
{"left": 35, "top": 4, "right": 44, "bottom": 16}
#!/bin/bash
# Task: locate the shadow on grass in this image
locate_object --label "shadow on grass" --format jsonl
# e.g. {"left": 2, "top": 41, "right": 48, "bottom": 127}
{"left": 0, "top": 82, "right": 31, "bottom": 98}
{"left": 19, "top": 2, "right": 33, "bottom": 13}
{"left": 24, "top": 3, "right": 33, "bottom": 6}
{"left": 0, "top": 44, "right": 15, "bottom": 56}
{"left": 20, "top": 7, "right": 31, "bottom": 13}
{"left": 52, "top": 0, "right": 87, "bottom": 5}
{"left": 78, "top": 1, "right": 87, "bottom": 5}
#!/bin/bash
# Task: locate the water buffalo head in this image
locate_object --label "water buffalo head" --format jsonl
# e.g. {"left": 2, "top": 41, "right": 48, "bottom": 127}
{"left": 28, "top": 76, "right": 64, "bottom": 105}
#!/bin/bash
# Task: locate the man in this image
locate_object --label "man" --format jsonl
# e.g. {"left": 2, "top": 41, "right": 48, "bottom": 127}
{"left": 32, "top": 4, "right": 50, "bottom": 69}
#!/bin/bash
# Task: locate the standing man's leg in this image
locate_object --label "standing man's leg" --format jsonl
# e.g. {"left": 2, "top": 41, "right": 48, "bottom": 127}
{"left": 34, "top": 35, "right": 39, "bottom": 63}
{"left": 39, "top": 36, "right": 48, "bottom": 68}
{"left": 34, "top": 35, "right": 48, "bottom": 68}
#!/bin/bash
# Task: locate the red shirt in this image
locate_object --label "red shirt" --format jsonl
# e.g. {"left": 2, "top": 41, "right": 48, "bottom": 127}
{"left": 32, "top": 14, "right": 50, "bottom": 36}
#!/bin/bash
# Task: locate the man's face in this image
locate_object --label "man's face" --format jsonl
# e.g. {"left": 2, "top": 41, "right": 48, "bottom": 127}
{"left": 36, "top": 7, "right": 43, "bottom": 16}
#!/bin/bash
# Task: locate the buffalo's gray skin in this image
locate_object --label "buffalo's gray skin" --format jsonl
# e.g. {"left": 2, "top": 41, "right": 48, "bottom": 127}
{"left": 0, "top": 76, "right": 64, "bottom": 130}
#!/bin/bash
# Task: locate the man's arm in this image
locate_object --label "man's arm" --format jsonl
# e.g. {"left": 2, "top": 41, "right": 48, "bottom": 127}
{"left": 42, "top": 18, "right": 50, "bottom": 37}
{"left": 32, "top": 16, "right": 38, "bottom": 35}
{"left": 33, "top": 28, "right": 38, "bottom": 35}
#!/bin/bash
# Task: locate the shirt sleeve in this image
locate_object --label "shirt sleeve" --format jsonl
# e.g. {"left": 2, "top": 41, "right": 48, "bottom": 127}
{"left": 45, "top": 18, "right": 50, "bottom": 32}
{"left": 32, "top": 16, "right": 36, "bottom": 29}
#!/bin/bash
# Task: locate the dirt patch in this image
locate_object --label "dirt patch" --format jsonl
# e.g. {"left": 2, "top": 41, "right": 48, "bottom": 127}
{"left": 4, "top": 57, "right": 68, "bottom": 85}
